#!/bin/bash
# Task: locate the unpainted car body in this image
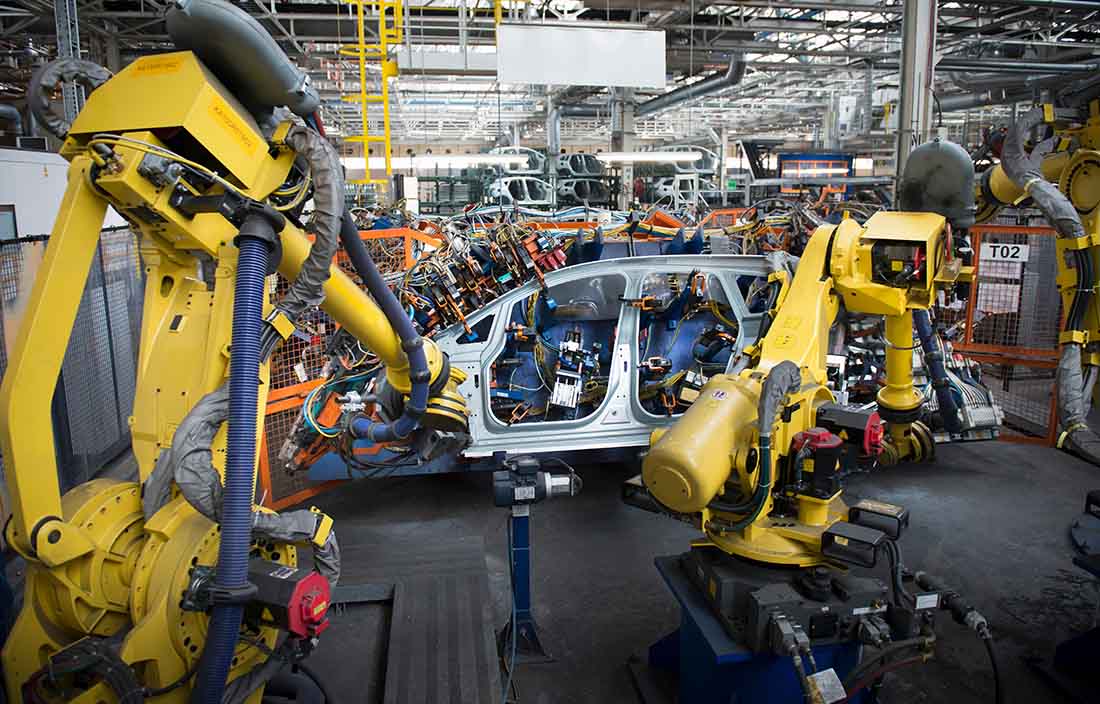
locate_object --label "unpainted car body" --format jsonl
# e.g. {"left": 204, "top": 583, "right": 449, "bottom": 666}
{"left": 489, "top": 146, "right": 547, "bottom": 176}
{"left": 488, "top": 176, "right": 554, "bottom": 207}
{"left": 667, "top": 145, "right": 720, "bottom": 175}
{"left": 555, "top": 153, "right": 604, "bottom": 177}
{"left": 433, "top": 254, "right": 772, "bottom": 457}
{"left": 557, "top": 178, "right": 610, "bottom": 205}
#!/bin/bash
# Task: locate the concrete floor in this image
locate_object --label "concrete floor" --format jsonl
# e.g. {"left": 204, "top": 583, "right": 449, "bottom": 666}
{"left": 306, "top": 440, "right": 1099, "bottom": 704}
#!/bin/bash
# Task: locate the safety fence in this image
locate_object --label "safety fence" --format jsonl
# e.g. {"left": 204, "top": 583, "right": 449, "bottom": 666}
{"left": 950, "top": 218, "right": 1062, "bottom": 444}
{"left": 258, "top": 227, "right": 442, "bottom": 509}
{"left": 0, "top": 227, "right": 145, "bottom": 497}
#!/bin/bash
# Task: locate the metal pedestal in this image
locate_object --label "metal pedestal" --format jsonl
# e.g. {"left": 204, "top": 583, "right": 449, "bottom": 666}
{"left": 632, "top": 555, "right": 864, "bottom": 704}
{"left": 499, "top": 506, "right": 553, "bottom": 664}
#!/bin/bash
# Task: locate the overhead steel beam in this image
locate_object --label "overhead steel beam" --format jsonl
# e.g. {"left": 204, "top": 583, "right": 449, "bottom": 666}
{"left": 895, "top": 0, "right": 938, "bottom": 180}
{"left": 0, "top": 15, "right": 37, "bottom": 35}
{"left": 983, "top": 0, "right": 1100, "bottom": 9}
{"left": 598, "top": 0, "right": 977, "bottom": 15}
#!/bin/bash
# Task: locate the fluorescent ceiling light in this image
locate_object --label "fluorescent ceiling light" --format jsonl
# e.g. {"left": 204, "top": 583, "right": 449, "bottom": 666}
{"left": 596, "top": 151, "right": 702, "bottom": 163}
{"left": 341, "top": 154, "right": 527, "bottom": 170}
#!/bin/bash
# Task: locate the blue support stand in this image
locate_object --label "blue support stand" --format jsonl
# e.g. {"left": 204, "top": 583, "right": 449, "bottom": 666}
{"left": 500, "top": 505, "right": 553, "bottom": 664}
{"left": 640, "top": 556, "right": 865, "bottom": 704}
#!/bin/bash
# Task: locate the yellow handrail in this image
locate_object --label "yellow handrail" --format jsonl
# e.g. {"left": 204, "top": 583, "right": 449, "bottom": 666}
{"left": 340, "top": 0, "right": 402, "bottom": 190}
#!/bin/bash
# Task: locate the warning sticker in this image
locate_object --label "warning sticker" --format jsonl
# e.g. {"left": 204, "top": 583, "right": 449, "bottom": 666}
{"left": 807, "top": 669, "right": 846, "bottom": 704}
{"left": 207, "top": 95, "right": 260, "bottom": 153}
{"left": 915, "top": 592, "right": 940, "bottom": 610}
{"left": 134, "top": 55, "right": 184, "bottom": 76}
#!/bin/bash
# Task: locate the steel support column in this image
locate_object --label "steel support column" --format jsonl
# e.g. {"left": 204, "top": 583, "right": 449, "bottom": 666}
{"left": 895, "top": 0, "right": 937, "bottom": 181}
{"left": 611, "top": 87, "right": 635, "bottom": 209}
{"left": 546, "top": 98, "right": 559, "bottom": 205}
{"left": 54, "top": 0, "right": 82, "bottom": 123}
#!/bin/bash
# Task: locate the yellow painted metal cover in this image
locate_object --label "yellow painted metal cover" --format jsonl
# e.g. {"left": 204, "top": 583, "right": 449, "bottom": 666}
{"left": 860, "top": 210, "right": 945, "bottom": 243}
{"left": 68, "top": 51, "right": 271, "bottom": 189}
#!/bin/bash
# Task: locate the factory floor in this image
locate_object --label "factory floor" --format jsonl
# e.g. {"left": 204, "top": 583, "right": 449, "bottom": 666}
{"left": 306, "top": 440, "right": 1098, "bottom": 704}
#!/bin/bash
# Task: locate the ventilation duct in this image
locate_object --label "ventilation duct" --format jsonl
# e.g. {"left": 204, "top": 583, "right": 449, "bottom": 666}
{"left": 0, "top": 104, "right": 23, "bottom": 135}
{"left": 166, "top": 0, "right": 319, "bottom": 125}
{"left": 636, "top": 55, "right": 745, "bottom": 118}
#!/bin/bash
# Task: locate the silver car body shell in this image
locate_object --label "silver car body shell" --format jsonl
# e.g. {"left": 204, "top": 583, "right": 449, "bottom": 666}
{"left": 490, "top": 146, "right": 548, "bottom": 176}
{"left": 668, "top": 145, "right": 719, "bottom": 175}
{"left": 488, "top": 176, "right": 555, "bottom": 207}
{"left": 433, "top": 254, "right": 773, "bottom": 458}
{"left": 555, "top": 153, "right": 604, "bottom": 177}
{"left": 557, "top": 178, "right": 610, "bottom": 204}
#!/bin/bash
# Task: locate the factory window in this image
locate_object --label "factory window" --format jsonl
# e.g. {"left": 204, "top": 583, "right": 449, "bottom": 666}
{"left": 0, "top": 205, "right": 17, "bottom": 241}
{"left": 637, "top": 272, "right": 738, "bottom": 418}
{"left": 488, "top": 274, "right": 626, "bottom": 426}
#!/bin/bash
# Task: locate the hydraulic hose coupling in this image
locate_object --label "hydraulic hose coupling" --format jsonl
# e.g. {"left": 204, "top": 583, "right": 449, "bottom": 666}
{"left": 233, "top": 203, "right": 287, "bottom": 264}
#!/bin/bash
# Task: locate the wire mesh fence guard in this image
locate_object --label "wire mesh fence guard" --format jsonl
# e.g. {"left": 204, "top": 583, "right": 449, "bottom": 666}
{"left": 258, "top": 228, "right": 430, "bottom": 508}
{"left": 0, "top": 227, "right": 145, "bottom": 495}
{"left": 951, "top": 216, "right": 1063, "bottom": 444}
{"left": 977, "top": 362, "right": 1058, "bottom": 442}
{"left": 55, "top": 228, "right": 145, "bottom": 489}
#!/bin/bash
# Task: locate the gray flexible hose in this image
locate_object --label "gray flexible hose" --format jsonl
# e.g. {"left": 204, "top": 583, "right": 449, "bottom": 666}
{"left": 276, "top": 123, "right": 344, "bottom": 323}
{"left": 142, "top": 386, "right": 340, "bottom": 585}
{"left": 1001, "top": 106, "right": 1100, "bottom": 463}
{"left": 27, "top": 58, "right": 112, "bottom": 139}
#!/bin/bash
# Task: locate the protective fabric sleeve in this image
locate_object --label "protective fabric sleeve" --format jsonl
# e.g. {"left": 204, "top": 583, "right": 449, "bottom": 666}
{"left": 141, "top": 386, "right": 229, "bottom": 523}
{"left": 757, "top": 360, "right": 802, "bottom": 438}
{"left": 141, "top": 385, "right": 341, "bottom": 584}
{"left": 1002, "top": 106, "right": 1086, "bottom": 240}
{"left": 276, "top": 123, "right": 344, "bottom": 322}
{"left": 1003, "top": 105, "right": 1100, "bottom": 463}
{"left": 253, "top": 509, "right": 341, "bottom": 586}
{"left": 28, "top": 58, "right": 112, "bottom": 139}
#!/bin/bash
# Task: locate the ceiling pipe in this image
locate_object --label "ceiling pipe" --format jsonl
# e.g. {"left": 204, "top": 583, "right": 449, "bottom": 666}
{"left": 558, "top": 104, "right": 607, "bottom": 118}
{"left": 982, "top": 0, "right": 1100, "bottom": 9}
{"left": 936, "top": 87, "right": 1032, "bottom": 112}
{"left": 948, "top": 70, "right": 1061, "bottom": 92}
{"left": 938, "top": 58, "right": 1099, "bottom": 73}
{"left": 872, "top": 57, "right": 1100, "bottom": 74}
{"left": 552, "top": 55, "right": 745, "bottom": 120}
{"left": 636, "top": 55, "right": 746, "bottom": 118}
{"left": 0, "top": 104, "right": 24, "bottom": 135}
{"left": 936, "top": 65, "right": 1089, "bottom": 111}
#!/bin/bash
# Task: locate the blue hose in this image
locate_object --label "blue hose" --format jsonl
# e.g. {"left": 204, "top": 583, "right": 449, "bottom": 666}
{"left": 191, "top": 225, "right": 271, "bottom": 703}
{"left": 913, "top": 309, "right": 963, "bottom": 434}
{"left": 338, "top": 210, "right": 431, "bottom": 443}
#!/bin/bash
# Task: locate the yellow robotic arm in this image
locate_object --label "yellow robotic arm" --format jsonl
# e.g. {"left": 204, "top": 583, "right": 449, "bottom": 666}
{"left": 975, "top": 98, "right": 1100, "bottom": 462}
{"left": 643, "top": 209, "right": 956, "bottom": 567}
{"left": 0, "top": 41, "right": 466, "bottom": 704}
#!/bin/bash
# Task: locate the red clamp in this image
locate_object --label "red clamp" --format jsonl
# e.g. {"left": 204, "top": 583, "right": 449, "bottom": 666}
{"left": 863, "top": 411, "right": 885, "bottom": 457}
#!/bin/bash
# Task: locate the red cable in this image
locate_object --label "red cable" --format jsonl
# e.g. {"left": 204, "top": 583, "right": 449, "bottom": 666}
{"left": 312, "top": 110, "right": 327, "bottom": 138}
{"left": 840, "top": 655, "right": 926, "bottom": 703}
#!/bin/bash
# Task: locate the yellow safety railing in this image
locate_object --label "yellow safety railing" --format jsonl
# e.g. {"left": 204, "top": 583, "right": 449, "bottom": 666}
{"left": 339, "top": 0, "right": 403, "bottom": 188}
